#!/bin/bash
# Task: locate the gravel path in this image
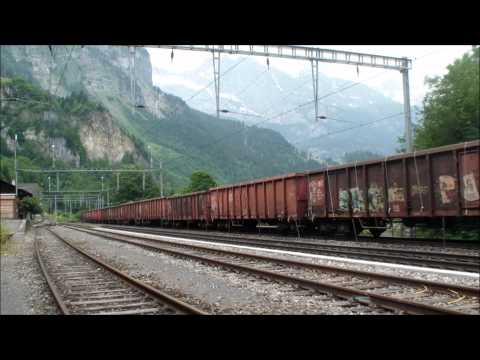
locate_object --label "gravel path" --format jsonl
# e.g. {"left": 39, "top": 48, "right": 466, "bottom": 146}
{"left": 1, "top": 225, "right": 59, "bottom": 315}
{"left": 54, "top": 226, "right": 392, "bottom": 314}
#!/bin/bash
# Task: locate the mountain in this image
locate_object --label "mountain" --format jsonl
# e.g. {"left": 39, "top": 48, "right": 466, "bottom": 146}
{"left": 0, "top": 45, "right": 319, "bottom": 192}
{"left": 152, "top": 56, "right": 406, "bottom": 160}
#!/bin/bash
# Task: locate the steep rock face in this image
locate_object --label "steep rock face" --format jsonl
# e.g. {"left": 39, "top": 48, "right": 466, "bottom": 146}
{"left": 79, "top": 111, "right": 138, "bottom": 163}
{"left": 1, "top": 45, "right": 320, "bottom": 189}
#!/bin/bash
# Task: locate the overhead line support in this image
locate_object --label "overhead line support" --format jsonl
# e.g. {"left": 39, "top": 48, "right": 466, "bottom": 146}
{"left": 311, "top": 60, "right": 319, "bottom": 122}
{"left": 134, "top": 45, "right": 413, "bottom": 152}
{"left": 212, "top": 50, "right": 221, "bottom": 118}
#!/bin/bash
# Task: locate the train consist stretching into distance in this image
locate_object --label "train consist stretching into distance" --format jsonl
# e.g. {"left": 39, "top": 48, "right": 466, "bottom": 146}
{"left": 82, "top": 140, "right": 480, "bottom": 238}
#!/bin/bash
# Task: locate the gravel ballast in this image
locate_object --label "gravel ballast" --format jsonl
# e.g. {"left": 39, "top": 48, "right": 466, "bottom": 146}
{"left": 91, "top": 227, "right": 480, "bottom": 288}
{"left": 53, "top": 226, "right": 393, "bottom": 314}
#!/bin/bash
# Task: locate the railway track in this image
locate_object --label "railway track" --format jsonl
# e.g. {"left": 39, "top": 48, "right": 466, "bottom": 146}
{"left": 64, "top": 224, "right": 480, "bottom": 315}
{"left": 35, "top": 227, "right": 207, "bottom": 315}
{"left": 83, "top": 224, "right": 480, "bottom": 273}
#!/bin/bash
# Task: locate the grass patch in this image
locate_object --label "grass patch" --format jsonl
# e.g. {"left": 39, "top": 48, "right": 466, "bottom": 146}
{"left": 0, "top": 224, "right": 13, "bottom": 255}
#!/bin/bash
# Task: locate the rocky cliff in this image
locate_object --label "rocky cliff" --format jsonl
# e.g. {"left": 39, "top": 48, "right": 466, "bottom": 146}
{"left": 0, "top": 45, "right": 319, "bottom": 190}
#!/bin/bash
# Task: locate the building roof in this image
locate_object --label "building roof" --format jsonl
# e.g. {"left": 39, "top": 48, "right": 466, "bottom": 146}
{"left": 0, "top": 179, "right": 33, "bottom": 198}
{"left": 18, "top": 183, "right": 41, "bottom": 197}
{"left": 0, "top": 179, "right": 15, "bottom": 194}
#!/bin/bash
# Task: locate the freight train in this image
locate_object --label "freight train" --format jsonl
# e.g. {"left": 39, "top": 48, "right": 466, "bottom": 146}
{"left": 82, "top": 140, "right": 480, "bottom": 238}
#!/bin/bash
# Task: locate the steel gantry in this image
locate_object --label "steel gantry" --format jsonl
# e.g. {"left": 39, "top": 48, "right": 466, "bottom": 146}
{"left": 212, "top": 50, "right": 221, "bottom": 119}
{"left": 135, "top": 45, "right": 414, "bottom": 152}
{"left": 16, "top": 168, "right": 161, "bottom": 208}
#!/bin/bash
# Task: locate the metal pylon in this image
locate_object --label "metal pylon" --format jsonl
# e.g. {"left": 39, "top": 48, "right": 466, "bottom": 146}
{"left": 401, "top": 57, "right": 413, "bottom": 153}
{"left": 311, "top": 60, "right": 319, "bottom": 122}
{"left": 212, "top": 51, "right": 221, "bottom": 118}
{"left": 129, "top": 46, "right": 136, "bottom": 110}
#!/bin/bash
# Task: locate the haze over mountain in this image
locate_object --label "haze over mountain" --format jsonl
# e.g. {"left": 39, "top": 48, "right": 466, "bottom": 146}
{"left": 152, "top": 57, "right": 407, "bottom": 160}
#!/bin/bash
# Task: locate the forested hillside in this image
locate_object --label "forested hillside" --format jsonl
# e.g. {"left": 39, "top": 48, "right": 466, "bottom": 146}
{"left": 0, "top": 45, "right": 320, "bottom": 199}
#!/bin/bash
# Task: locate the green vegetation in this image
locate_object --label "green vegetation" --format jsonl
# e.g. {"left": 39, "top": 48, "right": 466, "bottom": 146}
{"left": 414, "top": 48, "right": 479, "bottom": 149}
{"left": 342, "top": 150, "right": 384, "bottom": 163}
{"left": 18, "top": 197, "right": 43, "bottom": 217}
{"left": 0, "top": 77, "right": 105, "bottom": 164}
{"left": 107, "top": 165, "right": 160, "bottom": 204}
{"left": 182, "top": 171, "right": 217, "bottom": 193}
{"left": 415, "top": 225, "right": 479, "bottom": 241}
{"left": 0, "top": 225, "right": 12, "bottom": 254}
{"left": 1, "top": 46, "right": 320, "bottom": 212}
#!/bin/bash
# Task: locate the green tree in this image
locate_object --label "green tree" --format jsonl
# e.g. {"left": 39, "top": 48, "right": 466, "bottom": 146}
{"left": 414, "top": 48, "right": 479, "bottom": 150}
{"left": 183, "top": 171, "right": 217, "bottom": 193}
{"left": 18, "top": 196, "right": 43, "bottom": 216}
{"left": 342, "top": 150, "right": 384, "bottom": 163}
{"left": 110, "top": 167, "right": 160, "bottom": 204}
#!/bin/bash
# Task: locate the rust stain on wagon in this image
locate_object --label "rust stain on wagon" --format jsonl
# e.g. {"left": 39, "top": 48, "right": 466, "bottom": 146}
{"left": 308, "top": 178, "right": 324, "bottom": 205}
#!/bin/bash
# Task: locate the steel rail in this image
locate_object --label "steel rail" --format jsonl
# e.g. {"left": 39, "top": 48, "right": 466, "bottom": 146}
{"left": 34, "top": 234, "right": 70, "bottom": 314}
{"left": 88, "top": 223, "right": 480, "bottom": 248}
{"left": 65, "top": 225, "right": 478, "bottom": 315}
{"left": 89, "top": 224, "right": 480, "bottom": 273}
{"left": 42, "top": 227, "right": 207, "bottom": 315}
{"left": 102, "top": 225, "right": 479, "bottom": 262}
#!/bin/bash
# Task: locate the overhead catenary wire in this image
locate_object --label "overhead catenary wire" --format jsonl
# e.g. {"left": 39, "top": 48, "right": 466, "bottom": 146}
{"left": 169, "top": 56, "right": 250, "bottom": 117}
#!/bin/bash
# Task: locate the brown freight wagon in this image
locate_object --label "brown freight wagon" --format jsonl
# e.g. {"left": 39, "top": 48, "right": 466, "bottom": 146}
{"left": 169, "top": 191, "right": 210, "bottom": 226}
{"left": 209, "top": 173, "right": 308, "bottom": 230}
{"left": 306, "top": 140, "right": 480, "bottom": 236}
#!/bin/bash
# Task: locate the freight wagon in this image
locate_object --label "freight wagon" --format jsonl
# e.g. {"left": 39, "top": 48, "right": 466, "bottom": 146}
{"left": 305, "top": 140, "right": 479, "bottom": 236}
{"left": 209, "top": 173, "right": 307, "bottom": 232}
{"left": 81, "top": 140, "right": 479, "bottom": 238}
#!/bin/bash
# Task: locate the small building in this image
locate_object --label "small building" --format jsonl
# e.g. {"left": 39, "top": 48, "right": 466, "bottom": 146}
{"left": 18, "top": 183, "right": 41, "bottom": 198}
{"left": 0, "top": 179, "right": 33, "bottom": 219}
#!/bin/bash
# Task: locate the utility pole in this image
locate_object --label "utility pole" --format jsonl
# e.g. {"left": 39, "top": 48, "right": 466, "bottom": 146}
{"left": 51, "top": 144, "right": 56, "bottom": 168}
{"left": 401, "top": 57, "right": 413, "bottom": 153}
{"left": 212, "top": 50, "right": 221, "bottom": 118}
{"left": 148, "top": 145, "right": 153, "bottom": 169}
{"left": 160, "top": 160, "right": 164, "bottom": 197}
{"left": 101, "top": 176, "right": 104, "bottom": 208}
{"left": 54, "top": 193, "right": 57, "bottom": 223}
{"left": 48, "top": 176, "right": 51, "bottom": 192}
{"left": 56, "top": 172, "right": 60, "bottom": 192}
{"left": 14, "top": 134, "right": 18, "bottom": 197}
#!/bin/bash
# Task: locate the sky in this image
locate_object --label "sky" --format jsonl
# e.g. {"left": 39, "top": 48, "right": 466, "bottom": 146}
{"left": 146, "top": 45, "right": 473, "bottom": 106}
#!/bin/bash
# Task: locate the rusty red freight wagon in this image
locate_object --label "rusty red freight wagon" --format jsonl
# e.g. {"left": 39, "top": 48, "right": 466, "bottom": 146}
{"left": 209, "top": 173, "right": 308, "bottom": 230}
{"left": 169, "top": 191, "right": 210, "bottom": 225}
{"left": 306, "top": 140, "right": 480, "bottom": 236}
